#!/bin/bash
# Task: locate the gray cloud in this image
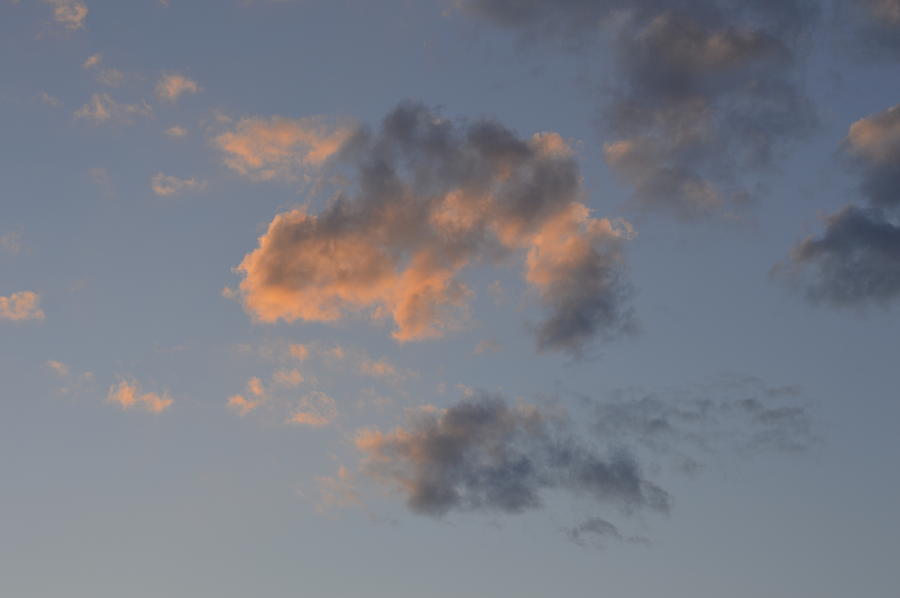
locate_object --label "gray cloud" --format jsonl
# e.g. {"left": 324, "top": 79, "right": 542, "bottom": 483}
{"left": 356, "top": 392, "right": 670, "bottom": 518}
{"left": 584, "top": 376, "right": 814, "bottom": 470}
{"left": 778, "top": 103, "right": 900, "bottom": 307}
{"left": 234, "top": 102, "right": 636, "bottom": 355}
{"left": 456, "top": 0, "right": 818, "bottom": 218}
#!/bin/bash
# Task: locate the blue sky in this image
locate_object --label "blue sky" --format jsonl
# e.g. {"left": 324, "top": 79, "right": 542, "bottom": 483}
{"left": 1, "top": 1, "right": 899, "bottom": 596}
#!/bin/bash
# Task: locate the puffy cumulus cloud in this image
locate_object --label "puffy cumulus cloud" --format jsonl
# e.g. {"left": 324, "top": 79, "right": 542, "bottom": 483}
{"left": 150, "top": 173, "right": 207, "bottom": 197}
{"left": 74, "top": 93, "right": 152, "bottom": 125}
{"left": 0, "top": 291, "right": 45, "bottom": 321}
{"left": 234, "top": 103, "right": 635, "bottom": 354}
{"left": 457, "top": 0, "right": 817, "bottom": 218}
{"left": 155, "top": 73, "right": 201, "bottom": 102}
{"left": 107, "top": 379, "right": 173, "bottom": 413}
{"left": 355, "top": 392, "right": 669, "bottom": 518}
{"left": 778, "top": 104, "right": 900, "bottom": 307}
{"left": 42, "top": 0, "right": 88, "bottom": 30}
{"left": 778, "top": 206, "right": 900, "bottom": 307}
{"left": 46, "top": 360, "right": 69, "bottom": 376}
{"left": 214, "top": 116, "right": 356, "bottom": 181}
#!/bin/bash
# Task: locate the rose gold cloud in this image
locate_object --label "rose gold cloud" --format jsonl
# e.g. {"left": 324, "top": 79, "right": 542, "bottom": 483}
{"left": 107, "top": 379, "right": 173, "bottom": 413}
{"left": 0, "top": 291, "right": 45, "bottom": 321}
{"left": 155, "top": 73, "right": 201, "bottom": 102}
{"left": 43, "top": 0, "right": 88, "bottom": 30}
{"left": 233, "top": 123, "right": 631, "bottom": 350}
{"left": 214, "top": 116, "right": 356, "bottom": 181}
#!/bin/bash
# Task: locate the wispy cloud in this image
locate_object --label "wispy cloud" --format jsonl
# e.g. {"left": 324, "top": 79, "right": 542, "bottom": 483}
{"left": 75, "top": 93, "right": 152, "bottom": 125}
{"left": 155, "top": 73, "right": 201, "bottom": 102}
{"left": 214, "top": 115, "right": 355, "bottom": 181}
{"left": 150, "top": 173, "right": 207, "bottom": 197}
{"left": 42, "top": 0, "right": 88, "bottom": 30}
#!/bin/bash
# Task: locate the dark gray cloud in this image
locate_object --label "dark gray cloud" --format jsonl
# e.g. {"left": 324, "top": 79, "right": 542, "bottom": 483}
{"left": 234, "top": 102, "right": 636, "bottom": 355}
{"left": 778, "top": 103, "right": 900, "bottom": 307}
{"left": 456, "top": 0, "right": 818, "bottom": 218}
{"left": 843, "top": 0, "right": 900, "bottom": 58}
{"left": 356, "top": 392, "right": 670, "bottom": 518}
{"left": 779, "top": 206, "right": 900, "bottom": 307}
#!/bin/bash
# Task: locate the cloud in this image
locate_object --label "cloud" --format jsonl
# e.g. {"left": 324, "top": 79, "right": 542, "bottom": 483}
{"left": 273, "top": 368, "right": 304, "bottom": 387}
{"left": 74, "top": 93, "right": 152, "bottom": 124}
{"left": 233, "top": 103, "right": 635, "bottom": 354}
{"left": 457, "top": 0, "right": 817, "bottom": 219}
{"left": 150, "top": 173, "right": 207, "bottom": 197}
{"left": 778, "top": 104, "right": 900, "bottom": 307}
{"left": 356, "top": 392, "right": 669, "bottom": 518}
{"left": 287, "top": 391, "right": 338, "bottom": 427}
{"left": 473, "top": 338, "right": 502, "bottom": 354}
{"left": 846, "top": 0, "right": 900, "bottom": 56}
{"left": 38, "top": 92, "right": 62, "bottom": 107}
{"left": 155, "top": 73, "right": 201, "bottom": 102}
{"left": 587, "top": 376, "right": 815, "bottom": 464}
{"left": 107, "top": 379, "right": 173, "bottom": 413}
{"left": 315, "top": 465, "right": 362, "bottom": 511}
{"left": 227, "top": 377, "right": 266, "bottom": 416}
{"left": 46, "top": 360, "right": 69, "bottom": 376}
{"left": 0, "top": 291, "right": 45, "bottom": 321}
{"left": 43, "top": 0, "right": 87, "bottom": 30}
{"left": 82, "top": 53, "right": 101, "bottom": 69}
{"left": 214, "top": 116, "right": 355, "bottom": 181}
{"left": 164, "top": 125, "right": 188, "bottom": 138}
{"left": 0, "top": 230, "right": 23, "bottom": 255}
{"left": 289, "top": 343, "right": 309, "bottom": 361}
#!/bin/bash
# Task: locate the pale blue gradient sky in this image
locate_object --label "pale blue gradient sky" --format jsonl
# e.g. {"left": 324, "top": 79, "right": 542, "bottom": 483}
{"left": 1, "top": 1, "right": 899, "bottom": 597}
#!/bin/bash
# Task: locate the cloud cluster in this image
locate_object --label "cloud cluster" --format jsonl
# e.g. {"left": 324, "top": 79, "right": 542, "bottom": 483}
{"left": 107, "top": 379, "right": 173, "bottom": 413}
{"left": 0, "top": 291, "right": 45, "bottom": 321}
{"left": 356, "top": 392, "right": 669, "bottom": 517}
{"left": 233, "top": 103, "right": 635, "bottom": 354}
{"left": 778, "top": 104, "right": 900, "bottom": 307}
{"left": 458, "top": 0, "right": 817, "bottom": 218}
{"left": 75, "top": 93, "right": 152, "bottom": 125}
{"left": 43, "top": 0, "right": 88, "bottom": 30}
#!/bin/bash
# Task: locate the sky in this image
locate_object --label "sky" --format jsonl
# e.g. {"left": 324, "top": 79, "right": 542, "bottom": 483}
{"left": 1, "top": 1, "right": 899, "bottom": 596}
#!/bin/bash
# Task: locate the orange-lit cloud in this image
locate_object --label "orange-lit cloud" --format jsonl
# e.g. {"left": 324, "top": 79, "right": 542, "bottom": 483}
{"left": 0, "top": 291, "right": 45, "bottom": 321}
{"left": 43, "top": 0, "right": 88, "bottom": 30}
{"left": 75, "top": 93, "right": 152, "bottom": 124}
{"left": 155, "top": 73, "right": 201, "bottom": 102}
{"left": 107, "top": 379, "right": 173, "bottom": 413}
{"left": 214, "top": 116, "right": 356, "bottom": 181}
{"left": 233, "top": 103, "right": 635, "bottom": 353}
